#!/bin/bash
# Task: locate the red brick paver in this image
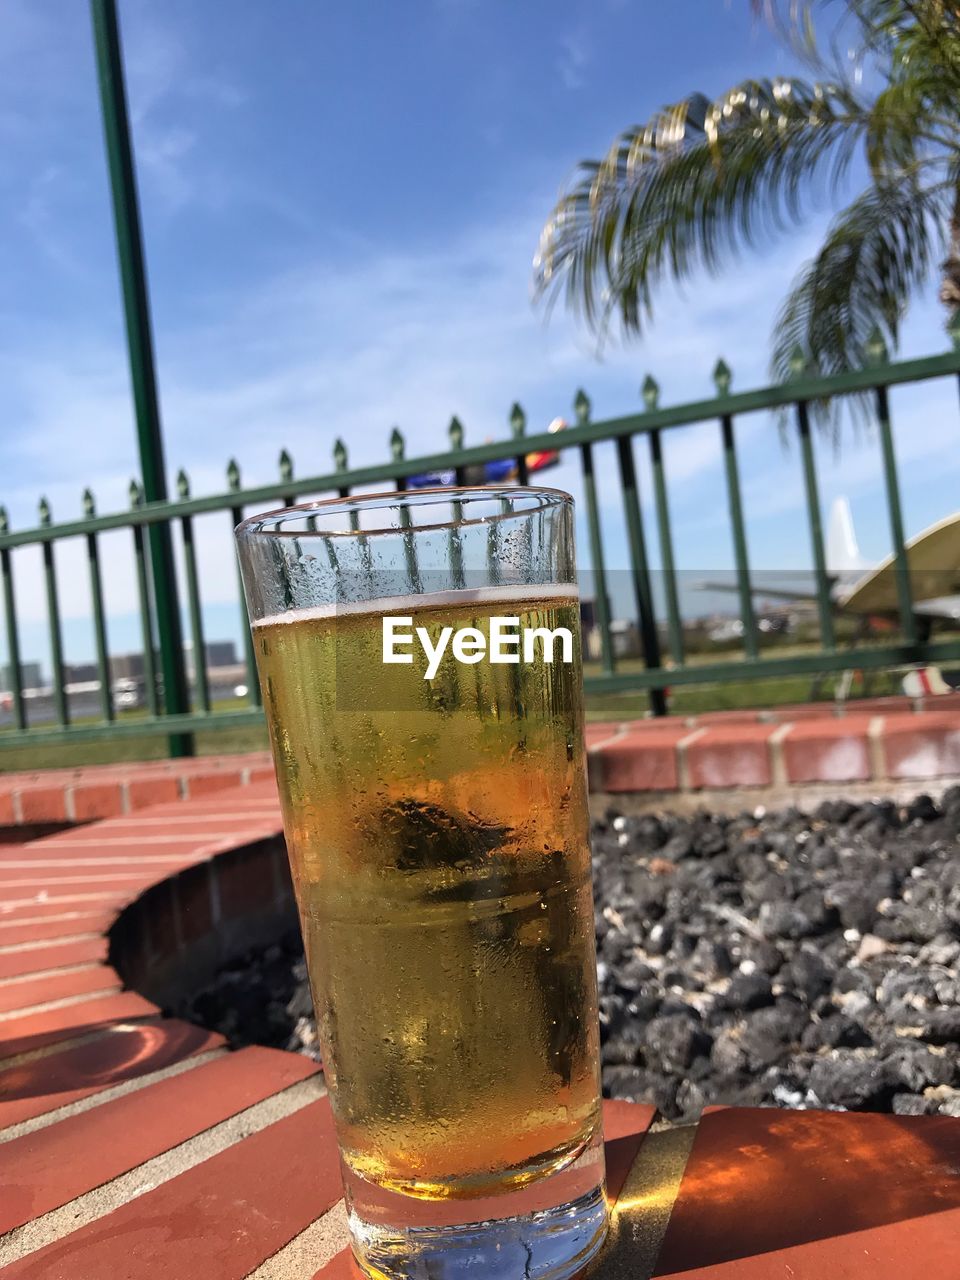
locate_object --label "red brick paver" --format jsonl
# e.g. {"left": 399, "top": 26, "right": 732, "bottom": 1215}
{"left": 0, "top": 1017, "right": 223, "bottom": 1129}
{"left": 652, "top": 1106, "right": 960, "bottom": 1279}
{"left": 1, "top": 1047, "right": 319, "bottom": 1234}
{"left": 0, "top": 1098, "right": 341, "bottom": 1280}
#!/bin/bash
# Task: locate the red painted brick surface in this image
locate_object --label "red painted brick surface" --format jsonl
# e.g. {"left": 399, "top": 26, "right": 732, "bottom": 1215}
{"left": 15, "top": 787, "right": 68, "bottom": 825}
{"left": 216, "top": 843, "right": 277, "bottom": 921}
{"left": 685, "top": 725, "right": 775, "bottom": 790}
{"left": 0, "top": 965, "right": 121, "bottom": 1015}
{"left": 653, "top": 1107, "right": 960, "bottom": 1280}
{"left": 1, "top": 1097, "right": 340, "bottom": 1280}
{"left": 0, "top": 915, "right": 116, "bottom": 946}
{"left": 174, "top": 864, "right": 215, "bottom": 944}
{"left": 68, "top": 781, "right": 126, "bottom": 822}
{"left": 592, "top": 727, "right": 689, "bottom": 792}
{"left": 182, "top": 770, "right": 244, "bottom": 799}
{"left": 0, "top": 1046, "right": 320, "bottom": 1233}
{"left": 781, "top": 716, "right": 873, "bottom": 784}
{"left": 0, "top": 937, "right": 107, "bottom": 981}
{"left": 0, "top": 991, "right": 158, "bottom": 1061}
{"left": 882, "top": 711, "right": 960, "bottom": 781}
{"left": 0, "top": 1017, "right": 223, "bottom": 1129}
{"left": 125, "top": 775, "right": 181, "bottom": 809}
{"left": 0, "top": 790, "right": 15, "bottom": 825}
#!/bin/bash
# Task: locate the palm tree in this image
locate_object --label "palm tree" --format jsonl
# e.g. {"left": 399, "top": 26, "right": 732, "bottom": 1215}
{"left": 533, "top": 1, "right": 960, "bottom": 395}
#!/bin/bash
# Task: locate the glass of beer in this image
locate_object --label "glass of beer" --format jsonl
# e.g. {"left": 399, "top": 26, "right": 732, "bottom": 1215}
{"left": 236, "top": 488, "right": 607, "bottom": 1280}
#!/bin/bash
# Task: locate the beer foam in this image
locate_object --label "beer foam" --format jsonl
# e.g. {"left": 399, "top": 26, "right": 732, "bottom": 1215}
{"left": 253, "top": 581, "right": 579, "bottom": 628}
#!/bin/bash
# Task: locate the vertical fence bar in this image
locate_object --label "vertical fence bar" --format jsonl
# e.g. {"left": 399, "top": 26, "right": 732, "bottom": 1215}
{"left": 575, "top": 387, "right": 614, "bottom": 675}
{"left": 391, "top": 428, "right": 408, "bottom": 493}
{"left": 130, "top": 482, "right": 159, "bottom": 718}
{"left": 391, "top": 429, "right": 423, "bottom": 593}
{"left": 0, "top": 508, "right": 26, "bottom": 730}
{"left": 950, "top": 311, "right": 960, "bottom": 409}
{"left": 228, "top": 459, "right": 261, "bottom": 707}
{"left": 38, "top": 500, "right": 69, "bottom": 726}
{"left": 277, "top": 450, "right": 296, "bottom": 509}
{"left": 865, "top": 329, "right": 916, "bottom": 645}
{"left": 876, "top": 385, "right": 916, "bottom": 642}
{"left": 794, "top": 398, "right": 836, "bottom": 652}
{"left": 602, "top": 389, "right": 666, "bottom": 714}
{"left": 177, "top": 470, "right": 210, "bottom": 713}
{"left": 643, "top": 377, "right": 683, "bottom": 666}
{"left": 279, "top": 449, "right": 295, "bottom": 509}
{"left": 649, "top": 430, "right": 684, "bottom": 665}
{"left": 715, "top": 360, "right": 758, "bottom": 660}
{"left": 510, "top": 403, "right": 529, "bottom": 485}
{"left": 83, "top": 490, "right": 114, "bottom": 721}
{"left": 92, "top": 0, "right": 191, "bottom": 756}
{"left": 449, "top": 417, "right": 467, "bottom": 486}
{"left": 579, "top": 442, "right": 615, "bottom": 675}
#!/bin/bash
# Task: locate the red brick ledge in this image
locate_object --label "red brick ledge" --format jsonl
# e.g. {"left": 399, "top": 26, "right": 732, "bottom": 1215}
{"left": 0, "top": 751, "right": 274, "bottom": 826}
{"left": 3, "top": 701, "right": 960, "bottom": 831}
{"left": 586, "top": 707, "right": 960, "bottom": 792}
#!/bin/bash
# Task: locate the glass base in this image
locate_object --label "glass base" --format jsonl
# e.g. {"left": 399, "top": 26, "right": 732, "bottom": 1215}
{"left": 348, "top": 1183, "right": 607, "bottom": 1280}
{"left": 343, "top": 1135, "right": 608, "bottom": 1280}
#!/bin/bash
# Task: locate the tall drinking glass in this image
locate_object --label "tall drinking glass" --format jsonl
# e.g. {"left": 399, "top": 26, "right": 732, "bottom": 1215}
{"left": 236, "top": 488, "right": 607, "bottom": 1280}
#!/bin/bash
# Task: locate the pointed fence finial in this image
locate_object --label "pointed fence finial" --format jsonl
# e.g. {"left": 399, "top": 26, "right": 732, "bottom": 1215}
{"left": 713, "top": 358, "right": 732, "bottom": 396}
{"left": 788, "top": 344, "right": 807, "bottom": 379}
{"left": 641, "top": 375, "right": 659, "bottom": 411}
{"left": 129, "top": 479, "right": 143, "bottom": 508}
{"left": 509, "top": 402, "right": 526, "bottom": 438}
{"left": 390, "top": 426, "right": 405, "bottom": 461}
{"left": 278, "top": 448, "right": 293, "bottom": 483}
{"left": 333, "top": 437, "right": 348, "bottom": 470}
{"left": 865, "top": 325, "right": 889, "bottom": 367}
{"left": 448, "top": 415, "right": 464, "bottom": 450}
{"left": 227, "top": 458, "right": 241, "bottom": 491}
{"left": 948, "top": 307, "right": 960, "bottom": 353}
{"left": 39, "top": 496, "right": 51, "bottom": 525}
{"left": 573, "top": 389, "right": 591, "bottom": 426}
{"left": 177, "top": 468, "right": 191, "bottom": 499}
{"left": 82, "top": 488, "right": 96, "bottom": 518}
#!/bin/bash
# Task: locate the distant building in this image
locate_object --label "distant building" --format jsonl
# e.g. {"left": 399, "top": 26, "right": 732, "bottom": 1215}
{"left": 65, "top": 662, "right": 100, "bottom": 684}
{"left": 204, "top": 641, "right": 238, "bottom": 669}
{"left": 183, "top": 640, "right": 239, "bottom": 680}
{"left": 110, "top": 653, "right": 146, "bottom": 681}
{"left": 0, "top": 661, "right": 43, "bottom": 691}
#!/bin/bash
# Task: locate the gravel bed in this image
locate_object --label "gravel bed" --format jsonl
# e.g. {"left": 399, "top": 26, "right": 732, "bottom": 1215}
{"left": 177, "top": 791, "right": 960, "bottom": 1123}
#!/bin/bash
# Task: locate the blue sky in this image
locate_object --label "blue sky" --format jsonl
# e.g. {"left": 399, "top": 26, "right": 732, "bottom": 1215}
{"left": 1, "top": 0, "right": 959, "bottom": 674}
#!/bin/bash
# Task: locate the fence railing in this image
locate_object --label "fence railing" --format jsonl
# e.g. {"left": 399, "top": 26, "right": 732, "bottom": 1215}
{"left": 3, "top": 326, "right": 960, "bottom": 757}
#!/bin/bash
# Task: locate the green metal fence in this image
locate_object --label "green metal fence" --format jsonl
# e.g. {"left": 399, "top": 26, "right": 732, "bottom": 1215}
{"left": 3, "top": 328, "right": 960, "bottom": 757}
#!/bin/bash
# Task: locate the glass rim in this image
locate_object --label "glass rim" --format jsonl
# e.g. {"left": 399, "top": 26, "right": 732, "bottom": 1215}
{"left": 235, "top": 485, "right": 573, "bottom": 540}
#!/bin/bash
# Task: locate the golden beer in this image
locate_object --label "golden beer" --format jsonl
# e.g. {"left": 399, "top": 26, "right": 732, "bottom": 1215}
{"left": 253, "top": 587, "right": 602, "bottom": 1201}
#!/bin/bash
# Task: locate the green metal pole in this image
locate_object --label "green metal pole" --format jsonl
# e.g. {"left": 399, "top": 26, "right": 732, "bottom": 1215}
{"left": 0, "top": 508, "right": 26, "bottom": 731}
{"left": 876, "top": 385, "right": 917, "bottom": 645}
{"left": 616, "top": 434, "right": 667, "bottom": 717}
{"left": 579, "top": 442, "right": 615, "bottom": 675}
{"left": 795, "top": 401, "right": 836, "bottom": 652}
{"left": 90, "top": 0, "right": 191, "bottom": 757}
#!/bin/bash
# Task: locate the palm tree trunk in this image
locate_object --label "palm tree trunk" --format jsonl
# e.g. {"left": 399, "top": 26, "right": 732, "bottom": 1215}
{"left": 940, "top": 187, "right": 960, "bottom": 309}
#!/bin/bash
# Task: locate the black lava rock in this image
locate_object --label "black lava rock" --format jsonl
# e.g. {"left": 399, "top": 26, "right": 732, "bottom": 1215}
{"left": 176, "top": 792, "right": 960, "bottom": 1126}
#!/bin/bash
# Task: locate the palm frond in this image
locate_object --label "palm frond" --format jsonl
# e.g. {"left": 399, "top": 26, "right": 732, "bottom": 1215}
{"left": 771, "top": 180, "right": 947, "bottom": 395}
{"left": 533, "top": 78, "right": 867, "bottom": 339}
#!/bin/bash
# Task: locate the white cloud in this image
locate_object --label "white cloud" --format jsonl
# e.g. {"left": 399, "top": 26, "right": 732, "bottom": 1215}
{"left": 556, "top": 32, "right": 590, "bottom": 91}
{"left": 2, "top": 189, "right": 956, "bottom": 660}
